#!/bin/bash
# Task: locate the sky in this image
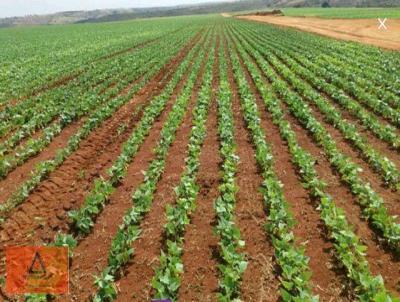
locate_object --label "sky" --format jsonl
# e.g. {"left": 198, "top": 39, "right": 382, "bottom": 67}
{"left": 0, "top": 0, "right": 226, "bottom": 18}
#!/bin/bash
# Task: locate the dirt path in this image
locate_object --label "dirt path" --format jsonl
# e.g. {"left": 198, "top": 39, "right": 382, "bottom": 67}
{"left": 238, "top": 15, "right": 400, "bottom": 50}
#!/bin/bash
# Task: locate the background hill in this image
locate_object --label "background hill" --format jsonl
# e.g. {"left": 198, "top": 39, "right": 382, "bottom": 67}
{"left": 0, "top": 0, "right": 399, "bottom": 27}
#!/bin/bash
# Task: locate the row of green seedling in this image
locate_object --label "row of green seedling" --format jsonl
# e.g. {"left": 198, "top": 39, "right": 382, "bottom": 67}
{"left": 0, "top": 36, "right": 159, "bottom": 138}
{"left": 0, "top": 20, "right": 185, "bottom": 104}
{"left": 239, "top": 20, "right": 400, "bottom": 94}
{"left": 235, "top": 23, "right": 400, "bottom": 150}
{"left": 0, "top": 28, "right": 196, "bottom": 164}
{"left": 0, "top": 58, "right": 159, "bottom": 179}
{"left": 236, "top": 22, "right": 399, "bottom": 109}
{"left": 227, "top": 33, "right": 318, "bottom": 301}
{"left": 241, "top": 25, "right": 400, "bottom": 128}
{"left": 3, "top": 29, "right": 207, "bottom": 302}
{"left": 213, "top": 41, "right": 247, "bottom": 302}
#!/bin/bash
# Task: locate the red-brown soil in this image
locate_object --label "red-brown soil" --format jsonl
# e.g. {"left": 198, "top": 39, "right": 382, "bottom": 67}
{"left": 281, "top": 104, "right": 400, "bottom": 295}
{"left": 0, "top": 73, "right": 149, "bottom": 200}
{"left": 238, "top": 15, "right": 400, "bottom": 50}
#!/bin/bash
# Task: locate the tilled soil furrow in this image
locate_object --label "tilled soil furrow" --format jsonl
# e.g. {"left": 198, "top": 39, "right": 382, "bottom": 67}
{"left": 0, "top": 89, "right": 144, "bottom": 243}
{"left": 60, "top": 84, "right": 187, "bottom": 302}
{"left": 114, "top": 34, "right": 213, "bottom": 302}
{"left": 0, "top": 74, "right": 146, "bottom": 201}
{"left": 0, "top": 118, "right": 86, "bottom": 203}
{"left": 0, "top": 74, "right": 148, "bottom": 204}
{"left": 222, "top": 35, "right": 281, "bottom": 302}
{"left": 230, "top": 34, "right": 350, "bottom": 301}
{"left": 113, "top": 96, "right": 192, "bottom": 302}
{"left": 2, "top": 73, "right": 142, "bottom": 155}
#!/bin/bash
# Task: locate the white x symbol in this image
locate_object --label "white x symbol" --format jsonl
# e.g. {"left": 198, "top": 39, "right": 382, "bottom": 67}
{"left": 378, "top": 18, "right": 387, "bottom": 30}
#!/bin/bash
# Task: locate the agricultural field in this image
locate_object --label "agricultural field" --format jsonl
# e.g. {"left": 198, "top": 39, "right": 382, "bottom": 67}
{"left": 0, "top": 12, "right": 400, "bottom": 302}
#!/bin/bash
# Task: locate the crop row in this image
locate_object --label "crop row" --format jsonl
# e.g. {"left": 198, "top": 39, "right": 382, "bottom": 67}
{"left": 0, "top": 28, "right": 199, "bottom": 179}
{"left": 3, "top": 26, "right": 210, "bottom": 302}
{"left": 213, "top": 38, "right": 247, "bottom": 301}
{"left": 242, "top": 22, "right": 400, "bottom": 96}
{"left": 237, "top": 22, "right": 399, "bottom": 110}
{"left": 0, "top": 29, "right": 174, "bottom": 137}
{"left": 0, "top": 57, "right": 156, "bottom": 179}
{"left": 0, "top": 17, "right": 200, "bottom": 104}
